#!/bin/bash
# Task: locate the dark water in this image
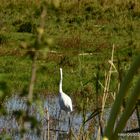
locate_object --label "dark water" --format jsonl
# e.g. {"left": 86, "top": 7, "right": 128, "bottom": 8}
{"left": 0, "top": 95, "right": 139, "bottom": 139}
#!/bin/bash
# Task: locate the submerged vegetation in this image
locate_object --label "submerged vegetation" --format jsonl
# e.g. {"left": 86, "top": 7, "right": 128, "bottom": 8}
{"left": 0, "top": 0, "right": 140, "bottom": 139}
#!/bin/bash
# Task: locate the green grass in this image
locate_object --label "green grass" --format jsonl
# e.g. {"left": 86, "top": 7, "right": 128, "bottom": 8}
{"left": 0, "top": 0, "right": 140, "bottom": 111}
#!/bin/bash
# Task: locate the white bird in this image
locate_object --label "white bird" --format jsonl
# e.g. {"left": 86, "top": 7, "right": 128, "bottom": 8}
{"left": 58, "top": 68, "right": 73, "bottom": 130}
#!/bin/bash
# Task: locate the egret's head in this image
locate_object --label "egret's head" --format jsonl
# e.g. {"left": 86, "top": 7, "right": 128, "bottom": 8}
{"left": 60, "top": 68, "right": 62, "bottom": 72}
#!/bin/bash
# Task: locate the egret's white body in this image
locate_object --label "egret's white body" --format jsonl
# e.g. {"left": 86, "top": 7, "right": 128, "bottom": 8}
{"left": 59, "top": 68, "right": 73, "bottom": 113}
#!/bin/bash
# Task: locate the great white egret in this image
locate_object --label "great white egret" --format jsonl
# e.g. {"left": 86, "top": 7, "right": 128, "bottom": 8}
{"left": 58, "top": 68, "right": 73, "bottom": 131}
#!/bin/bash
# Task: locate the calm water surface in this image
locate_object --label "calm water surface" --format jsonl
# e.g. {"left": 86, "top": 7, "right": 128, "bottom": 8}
{"left": 0, "top": 95, "right": 139, "bottom": 139}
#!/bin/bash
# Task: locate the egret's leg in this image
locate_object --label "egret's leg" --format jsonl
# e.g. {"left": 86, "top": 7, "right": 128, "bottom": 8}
{"left": 58, "top": 110, "right": 61, "bottom": 130}
{"left": 68, "top": 116, "right": 70, "bottom": 129}
{"left": 56, "top": 110, "right": 61, "bottom": 139}
{"left": 58, "top": 110, "right": 61, "bottom": 121}
{"left": 67, "top": 113, "right": 71, "bottom": 133}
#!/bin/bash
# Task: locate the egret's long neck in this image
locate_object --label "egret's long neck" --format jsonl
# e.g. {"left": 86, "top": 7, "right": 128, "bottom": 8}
{"left": 59, "top": 69, "right": 63, "bottom": 93}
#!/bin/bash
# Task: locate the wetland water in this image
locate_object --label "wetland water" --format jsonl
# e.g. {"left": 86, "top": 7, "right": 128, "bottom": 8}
{"left": 0, "top": 95, "right": 139, "bottom": 139}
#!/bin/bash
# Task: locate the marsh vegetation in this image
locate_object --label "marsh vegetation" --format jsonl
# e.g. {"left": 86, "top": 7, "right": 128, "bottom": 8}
{"left": 0, "top": 0, "right": 140, "bottom": 139}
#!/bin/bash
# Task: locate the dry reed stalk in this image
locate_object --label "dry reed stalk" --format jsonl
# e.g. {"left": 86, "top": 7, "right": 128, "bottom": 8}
{"left": 96, "top": 44, "right": 117, "bottom": 139}
{"left": 28, "top": 51, "right": 38, "bottom": 102}
{"left": 47, "top": 110, "right": 50, "bottom": 140}
{"left": 96, "top": 127, "right": 101, "bottom": 140}
{"left": 28, "top": 4, "right": 46, "bottom": 102}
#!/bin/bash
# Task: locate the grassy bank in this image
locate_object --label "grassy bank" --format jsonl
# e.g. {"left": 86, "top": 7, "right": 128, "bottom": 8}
{"left": 0, "top": 0, "right": 140, "bottom": 101}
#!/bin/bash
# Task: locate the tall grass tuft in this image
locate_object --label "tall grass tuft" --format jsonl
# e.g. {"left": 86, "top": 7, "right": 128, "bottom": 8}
{"left": 96, "top": 44, "right": 117, "bottom": 139}
{"left": 104, "top": 53, "right": 140, "bottom": 139}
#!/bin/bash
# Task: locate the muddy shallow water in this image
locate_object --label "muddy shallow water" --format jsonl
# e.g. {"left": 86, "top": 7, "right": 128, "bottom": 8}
{"left": 0, "top": 95, "right": 139, "bottom": 139}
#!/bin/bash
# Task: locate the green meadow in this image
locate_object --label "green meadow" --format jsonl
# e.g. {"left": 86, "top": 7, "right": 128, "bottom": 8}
{"left": 0, "top": 0, "right": 140, "bottom": 110}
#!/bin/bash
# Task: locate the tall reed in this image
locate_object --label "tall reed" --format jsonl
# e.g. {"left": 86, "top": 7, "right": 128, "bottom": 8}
{"left": 104, "top": 53, "right": 140, "bottom": 139}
